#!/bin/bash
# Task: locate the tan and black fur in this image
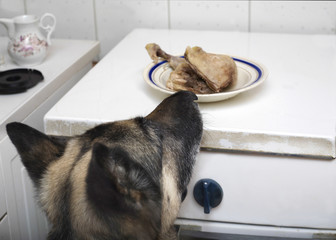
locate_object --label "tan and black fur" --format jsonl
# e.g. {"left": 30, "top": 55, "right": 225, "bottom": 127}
{"left": 6, "top": 91, "right": 203, "bottom": 240}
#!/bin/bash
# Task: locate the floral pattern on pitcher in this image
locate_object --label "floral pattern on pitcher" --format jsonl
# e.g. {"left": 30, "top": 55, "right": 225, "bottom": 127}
{"left": 9, "top": 33, "right": 48, "bottom": 57}
{"left": 1, "top": 13, "right": 56, "bottom": 66}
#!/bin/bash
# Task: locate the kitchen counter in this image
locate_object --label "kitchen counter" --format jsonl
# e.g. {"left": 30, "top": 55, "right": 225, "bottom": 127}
{"left": 45, "top": 29, "right": 336, "bottom": 159}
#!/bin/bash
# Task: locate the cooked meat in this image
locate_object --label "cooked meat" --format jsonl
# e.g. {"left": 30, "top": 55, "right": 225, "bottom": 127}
{"left": 167, "top": 62, "right": 214, "bottom": 94}
{"left": 184, "top": 46, "right": 237, "bottom": 93}
{"left": 146, "top": 43, "right": 214, "bottom": 94}
{"left": 145, "top": 43, "right": 184, "bottom": 69}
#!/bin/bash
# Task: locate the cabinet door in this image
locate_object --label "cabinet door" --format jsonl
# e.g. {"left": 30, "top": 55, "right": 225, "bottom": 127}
{"left": 0, "top": 215, "right": 10, "bottom": 240}
{"left": 1, "top": 136, "right": 49, "bottom": 240}
{"left": 179, "top": 151, "right": 336, "bottom": 229}
{"left": 0, "top": 147, "right": 7, "bottom": 219}
{"left": 12, "top": 153, "right": 49, "bottom": 240}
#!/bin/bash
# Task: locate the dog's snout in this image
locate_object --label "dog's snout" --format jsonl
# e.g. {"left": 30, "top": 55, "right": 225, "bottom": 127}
{"left": 145, "top": 91, "right": 201, "bottom": 125}
{"left": 172, "top": 90, "right": 198, "bottom": 102}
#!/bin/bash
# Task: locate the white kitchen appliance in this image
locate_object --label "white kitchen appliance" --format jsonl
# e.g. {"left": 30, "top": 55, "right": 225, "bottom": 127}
{"left": 44, "top": 29, "right": 336, "bottom": 239}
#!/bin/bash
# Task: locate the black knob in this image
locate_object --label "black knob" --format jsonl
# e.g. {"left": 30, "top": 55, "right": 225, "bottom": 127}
{"left": 193, "top": 179, "right": 223, "bottom": 214}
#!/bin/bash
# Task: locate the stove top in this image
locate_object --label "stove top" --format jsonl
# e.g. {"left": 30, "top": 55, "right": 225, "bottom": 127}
{"left": 0, "top": 69, "right": 44, "bottom": 94}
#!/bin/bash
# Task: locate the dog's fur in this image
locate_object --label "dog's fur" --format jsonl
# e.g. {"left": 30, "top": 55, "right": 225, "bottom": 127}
{"left": 6, "top": 91, "right": 203, "bottom": 240}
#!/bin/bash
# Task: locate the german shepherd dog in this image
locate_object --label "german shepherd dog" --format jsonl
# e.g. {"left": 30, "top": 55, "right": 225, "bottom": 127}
{"left": 6, "top": 91, "right": 203, "bottom": 240}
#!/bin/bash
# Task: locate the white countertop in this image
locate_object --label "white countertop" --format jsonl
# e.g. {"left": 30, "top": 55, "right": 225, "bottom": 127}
{"left": 44, "top": 29, "right": 336, "bottom": 159}
{"left": 0, "top": 38, "right": 100, "bottom": 140}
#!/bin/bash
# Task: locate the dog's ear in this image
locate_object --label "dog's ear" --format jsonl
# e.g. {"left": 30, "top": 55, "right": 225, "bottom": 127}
{"left": 87, "top": 142, "right": 156, "bottom": 213}
{"left": 90, "top": 142, "right": 129, "bottom": 182}
{"left": 6, "top": 122, "right": 69, "bottom": 185}
{"left": 88, "top": 142, "right": 161, "bottom": 237}
{"left": 87, "top": 143, "right": 132, "bottom": 195}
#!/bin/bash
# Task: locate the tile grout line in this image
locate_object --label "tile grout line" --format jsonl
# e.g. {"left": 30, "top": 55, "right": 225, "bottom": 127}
{"left": 23, "top": 0, "right": 28, "bottom": 14}
{"left": 92, "top": 0, "right": 99, "bottom": 41}
{"left": 248, "top": 0, "right": 251, "bottom": 32}
{"left": 167, "top": 0, "right": 171, "bottom": 29}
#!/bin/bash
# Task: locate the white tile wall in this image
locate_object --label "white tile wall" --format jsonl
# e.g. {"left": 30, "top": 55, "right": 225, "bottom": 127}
{"left": 0, "top": 0, "right": 25, "bottom": 36}
{"left": 250, "top": 1, "right": 336, "bottom": 34}
{"left": 25, "top": 0, "right": 96, "bottom": 40}
{"left": 95, "top": 0, "right": 169, "bottom": 58}
{"left": 0, "top": 0, "right": 336, "bottom": 58}
{"left": 170, "top": 1, "right": 249, "bottom": 32}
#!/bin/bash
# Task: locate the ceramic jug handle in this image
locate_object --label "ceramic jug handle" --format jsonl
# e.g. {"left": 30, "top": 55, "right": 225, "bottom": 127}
{"left": 39, "top": 13, "right": 56, "bottom": 46}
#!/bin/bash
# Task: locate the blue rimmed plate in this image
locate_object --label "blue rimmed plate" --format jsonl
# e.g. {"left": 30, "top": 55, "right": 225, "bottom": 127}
{"left": 143, "top": 56, "right": 269, "bottom": 102}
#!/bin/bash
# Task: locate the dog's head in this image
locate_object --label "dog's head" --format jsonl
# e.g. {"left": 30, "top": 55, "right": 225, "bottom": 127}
{"left": 6, "top": 91, "right": 203, "bottom": 239}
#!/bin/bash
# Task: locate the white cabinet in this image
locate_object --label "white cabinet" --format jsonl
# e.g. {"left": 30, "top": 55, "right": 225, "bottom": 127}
{"left": 0, "top": 149, "right": 7, "bottom": 239}
{"left": 0, "top": 148, "right": 6, "bottom": 218}
{"left": 0, "top": 136, "right": 48, "bottom": 240}
{"left": 0, "top": 215, "right": 10, "bottom": 240}
{"left": 0, "top": 38, "right": 99, "bottom": 240}
{"left": 1, "top": 134, "right": 51, "bottom": 240}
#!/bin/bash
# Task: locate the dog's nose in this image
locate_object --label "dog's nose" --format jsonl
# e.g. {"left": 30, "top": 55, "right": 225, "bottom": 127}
{"left": 172, "top": 91, "right": 198, "bottom": 102}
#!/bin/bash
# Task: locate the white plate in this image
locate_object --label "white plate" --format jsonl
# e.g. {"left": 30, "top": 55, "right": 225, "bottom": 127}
{"left": 143, "top": 56, "right": 269, "bottom": 102}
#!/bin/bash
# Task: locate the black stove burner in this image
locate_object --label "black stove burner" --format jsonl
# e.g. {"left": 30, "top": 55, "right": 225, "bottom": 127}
{"left": 0, "top": 69, "right": 44, "bottom": 94}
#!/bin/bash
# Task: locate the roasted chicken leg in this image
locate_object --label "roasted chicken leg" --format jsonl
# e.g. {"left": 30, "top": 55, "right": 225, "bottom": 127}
{"left": 145, "top": 43, "right": 184, "bottom": 69}
{"left": 145, "top": 43, "right": 214, "bottom": 94}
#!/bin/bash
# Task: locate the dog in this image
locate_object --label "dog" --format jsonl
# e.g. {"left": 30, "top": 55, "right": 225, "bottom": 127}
{"left": 6, "top": 91, "right": 203, "bottom": 240}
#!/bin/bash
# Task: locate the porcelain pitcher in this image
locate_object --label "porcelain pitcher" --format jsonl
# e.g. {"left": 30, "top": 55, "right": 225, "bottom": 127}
{"left": 0, "top": 13, "right": 56, "bottom": 66}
